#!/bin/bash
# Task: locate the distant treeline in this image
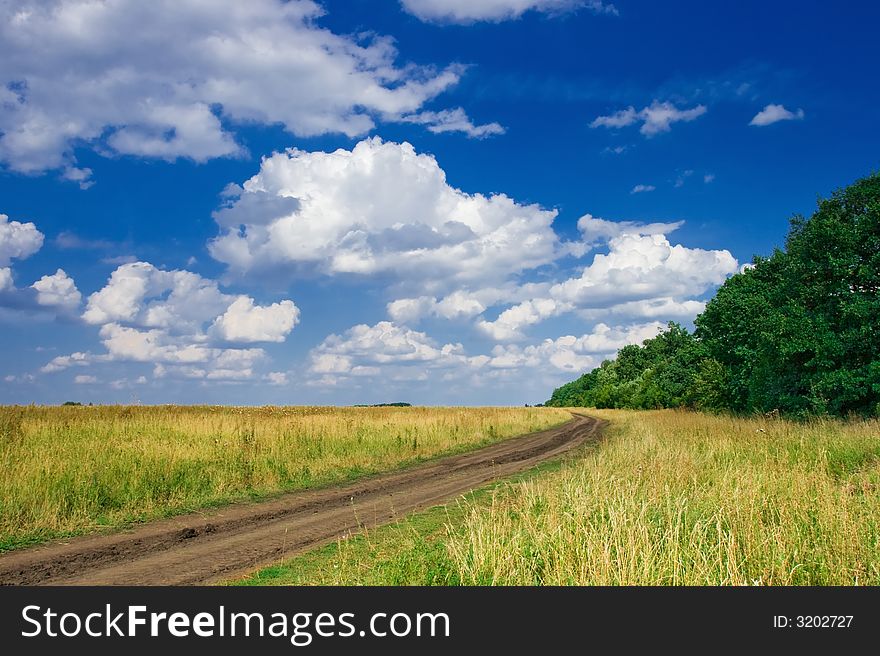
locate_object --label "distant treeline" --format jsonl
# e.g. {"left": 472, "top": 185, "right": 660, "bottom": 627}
{"left": 352, "top": 402, "right": 413, "bottom": 407}
{"left": 547, "top": 173, "right": 880, "bottom": 418}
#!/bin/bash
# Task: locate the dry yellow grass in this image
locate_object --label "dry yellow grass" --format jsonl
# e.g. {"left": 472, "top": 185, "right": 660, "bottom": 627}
{"left": 0, "top": 404, "right": 569, "bottom": 551}
{"left": 445, "top": 409, "right": 880, "bottom": 585}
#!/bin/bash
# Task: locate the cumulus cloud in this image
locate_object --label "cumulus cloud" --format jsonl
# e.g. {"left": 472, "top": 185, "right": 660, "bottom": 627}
{"left": 579, "top": 297, "right": 707, "bottom": 322}
{"left": 400, "top": 108, "right": 506, "bottom": 138}
{"left": 306, "top": 318, "right": 664, "bottom": 392}
{"left": 73, "top": 374, "right": 97, "bottom": 384}
{"left": 209, "top": 138, "right": 566, "bottom": 292}
{"left": 551, "top": 233, "right": 737, "bottom": 305}
{"left": 385, "top": 283, "right": 558, "bottom": 325}
{"left": 308, "top": 321, "right": 485, "bottom": 385}
{"left": 749, "top": 104, "right": 805, "bottom": 126}
{"left": 591, "top": 101, "right": 707, "bottom": 136}
{"left": 477, "top": 298, "right": 570, "bottom": 340}
{"left": 476, "top": 228, "right": 737, "bottom": 340}
{"left": 386, "top": 290, "right": 499, "bottom": 323}
{"left": 31, "top": 269, "right": 81, "bottom": 310}
{"left": 82, "top": 262, "right": 231, "bottom": 330}
{"left": 211, "top": 296, "right": 300, "bottom": 343}
{"left": 485, "top": 322, "right": 664, "bottom": 373}
{"left": 97, "top": 322, "right": 265, "bottom": 373}
{"left": 0, "top": 212, "right": 81, "bottom": 316}
{"left": 400, "top": 0, "right": 617, "bottom": 23}
{"left": 0, "top": 0, "right": 472, "bottom": 175}
{"left": 264, "top": 371, "right": 288, "bottom": 386}
{"left": 380, "top": 212, "right": 731, "bottom": 343}
{"left": 61, "top": 166, "right": 94, "bottom": 190}
{"left": 576, "top": 214, "right": 682, "bottom": 243}
{"left": 631, "top": 184, "right": 656, "bottom": 194}
{"left": 41, "top": 351, "right": 90, "bottom": 373}
{"left": 41, "top": 261, "right": 299, "bottom": 381}
{"left": 0, "top": 213, "right": 44, "bottom": 266}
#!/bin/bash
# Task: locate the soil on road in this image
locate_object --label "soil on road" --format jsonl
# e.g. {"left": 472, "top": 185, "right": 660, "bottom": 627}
{"left": 0, "top": 413, "right": 603, "bottom": 585}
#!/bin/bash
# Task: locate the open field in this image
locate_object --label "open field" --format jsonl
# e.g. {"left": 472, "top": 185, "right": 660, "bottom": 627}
{"left": 0, "top": 405, "right": 569, "bottom": 553}
{"left": 0, "top": 413, "right": 597, "bottom": 584}
{"left": 243, "top": 409, "right": 880, "bottom": 586}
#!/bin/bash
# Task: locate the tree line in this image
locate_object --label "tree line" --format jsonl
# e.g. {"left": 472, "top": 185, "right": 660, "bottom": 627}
{"left": 546, "top": 173, "right": 880, "bottom": 418}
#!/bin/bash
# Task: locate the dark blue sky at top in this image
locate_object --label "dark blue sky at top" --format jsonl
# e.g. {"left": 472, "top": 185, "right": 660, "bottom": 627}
{"left": 1, "top": 0, "right": 878, "bottom": 405}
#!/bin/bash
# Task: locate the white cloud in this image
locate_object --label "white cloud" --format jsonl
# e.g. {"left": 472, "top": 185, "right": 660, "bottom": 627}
{"left": 80, "top": 262, "right": 295, "bottom": 341}
{"left": 387, "top": 290, "right": 490, "bottom": 323}
{"left": 73, "top": 374, "right": 97, "bottom": 384}
{"left": 82, "top": 262, "right": 231, "bottom": 330}
{"left": 109, "top": 375, "right": 147, "bottom": 390}
{"left": 477, "top": 298, "right": 570, "bottom": 340}
{"left": 54, "top": 231, "right": 117, "bottom": 251}
{"left": 265, "top": 371, "right": 288, "bottom": 386}
{"left": 41, "top": 351, "right": 90, "bottom": 373}
{"left": 97, "top": 322, "right": 265, "bottom": 369}
{"left": 704, "top": 173, "right": 715, "bottom": 184}
{"left": 43, "top": 260, "right": 299, "bottom": 381}
{"left": 674, "top": 170, "right": 694, "bottom": 188}
{"left": 631, "top": 184, "right": 656, "bottom": 194}
{"left": 477, "top": 230, "right": 737, "bottom": 340}
{"left": 385, "top": 283, "right": 554, "bottom": 325}
{"left": 306, "top": 318, "right": 664, "bottom": 392}
{"left": 749, "top": 104, "right": 805, "bottom": 126}
{"left": 61, "top": 166, "right": 94, "bottom": 190}
{"left": 101, "top": 255, "right": 139, "bottom": 266}
{"left": 313, "top": 321, "right": 455, "bottom": 365}
{"left": 591, "top": 101, "right": 707, "bottom": 136}
{"left": 551, "top": 232, "right": 738, "bottom": 306}
{"left": 381, "top": 214, "right": 729, "bottom": 344}
{"left": 31, "top": 268, "right": 81, "bottom": 310}
{"left": 211, "top": 296, "right": 300, "bottom": 343}
{"left": 1, "top": 228, "right": 88, "bottom": 315}
{"left": 400, "top": 108, "right": 506, "bottom": 138}
{"left": 3, "top": 373, "right": 36, "bottom": 383}
{"left": 209, "top": 138, "right": 566, "bottom": 292}
{"left": 580, "top": 297, "right": 706, "bottom": 322}
{"left": 0, "top": 213, "right": 44, "bottom": 266}
{"left": 486, "top": 322, "right": 664, "bottom": 373}
{"left": 308, "top": 321, "right": 487, "bottom": 385}
{"left": 576, "top": 214, "right": 682, "bottom": 242}
{"left": 400, "top": 0, "right": 618, "bottom": 23}
{"left": 0, "top": 0, "right": 470, "bottom": 175}
{"left": 590, "top": 106, "right": 638, "bottom": 129}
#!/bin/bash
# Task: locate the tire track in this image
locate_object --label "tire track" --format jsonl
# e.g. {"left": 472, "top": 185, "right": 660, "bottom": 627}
{"left": 0, "top": 413, "right": 603, "bottom": 585}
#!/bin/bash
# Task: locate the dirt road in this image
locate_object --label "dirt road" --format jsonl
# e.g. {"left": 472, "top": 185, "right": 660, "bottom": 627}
{"left": 0, "top": 413, "right": 602, "bottom": 585}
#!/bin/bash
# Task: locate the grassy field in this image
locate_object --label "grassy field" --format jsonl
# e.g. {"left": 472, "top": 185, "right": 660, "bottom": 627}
{"left": 240, "top": 409, "right": 880, "bottom": 586}
{"left": 0, "top": 405, "right": 569, "bottom": 552}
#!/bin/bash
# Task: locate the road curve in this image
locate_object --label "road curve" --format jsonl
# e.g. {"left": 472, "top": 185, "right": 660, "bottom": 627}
{"left": 0, "top": 413, "right": 603, "bottom": 586}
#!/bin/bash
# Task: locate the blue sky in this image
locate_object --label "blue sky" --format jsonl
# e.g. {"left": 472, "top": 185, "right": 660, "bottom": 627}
{"left": 1, "top": 0, "right": 878, "bottom": 406}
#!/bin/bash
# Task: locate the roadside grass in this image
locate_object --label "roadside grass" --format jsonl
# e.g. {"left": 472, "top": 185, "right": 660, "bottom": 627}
{"left": 0, "top": 405, "right": 569, "bottom": 552}
{"left": 239, "top": 409, "right": 880, "bottom": 586}
{"left": 232, "top": 457, "right": 574, "bottom": 586}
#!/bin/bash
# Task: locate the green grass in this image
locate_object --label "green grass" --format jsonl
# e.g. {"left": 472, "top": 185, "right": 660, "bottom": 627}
{"left": 232, "top": 457, "right": 574, "bottom": 586}
{"left": 0, "top": 405, "right": 569, "bottom": 552}
{"left": 238, "top": 409, "right": 880, "bottom": 586}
